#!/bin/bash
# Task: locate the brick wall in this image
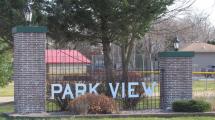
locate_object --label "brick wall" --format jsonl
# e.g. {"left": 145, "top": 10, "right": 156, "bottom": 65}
{"left": 13, "top": 26, "right": 47, "bottom": 113}
{"left": 159, "top": 52, "right": 194, "bottom": 111}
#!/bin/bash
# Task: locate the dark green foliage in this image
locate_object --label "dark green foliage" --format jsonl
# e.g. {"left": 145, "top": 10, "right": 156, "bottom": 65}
{"left": 0, "top": 0, "right": 46, "bottom": 86}
{"left": 0, "top": 0, "right": 24, "bottom": 86}
{"left": 46, "top": 0, "right": 175, "bottom": 43}
{"left": 207, "top": 41, "right": 215, "bottom": 45}
{"left": 123, "top": 98, "right": 141, "bottom": 110}
{"left": 0, "top": 51, "right": 12, "bottom": 87}
{"left": 0, "top": 0, "right": 25, "bottom": 52}
{"left": 54, "top": 95, "right": 70, "bottom": 111}
{"left": 45, "top": 0, "right": 175, "bottom": 98}
{"left": 0, "top": 0, "right": 46, "bottom": 53}
{"left": 172, "top": 100, "right": 211, "bottom": 112}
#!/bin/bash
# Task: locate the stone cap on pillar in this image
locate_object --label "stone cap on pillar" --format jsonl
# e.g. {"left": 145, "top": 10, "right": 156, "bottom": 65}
{"left": 12, "top": 26, "right": 48, "bottom": 33}
{"left": 158, "top": 51, "right": 194, "bottom": 57}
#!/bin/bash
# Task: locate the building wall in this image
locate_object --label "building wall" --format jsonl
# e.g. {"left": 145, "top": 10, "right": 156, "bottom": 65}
{"left": 192, "top": 52, "right": 215, "bottom": 70}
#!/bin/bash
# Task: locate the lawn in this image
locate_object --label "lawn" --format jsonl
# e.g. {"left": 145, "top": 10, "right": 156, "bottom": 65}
{"left": 1, "top": 103, "right": 215, "bottom": 120}
{"left": 0, "top": 103, "right": 215, "bottom": 120}
{"left": 0, "top": 82, "right": 14, "bottom": 97}
{"left": 1, "top": 116, "right": 215, "bottom": 120}
{"left": 193, "top": 80, "right": 215, "bottom": 91}
{"left": 41, "top": 117, "right": 215, "bottom": 120}
{"left": 0, "top": 103, "right": 13, "bottom": 113}
{"left": 0, "top": 102, "right": 14, "bottom": 120}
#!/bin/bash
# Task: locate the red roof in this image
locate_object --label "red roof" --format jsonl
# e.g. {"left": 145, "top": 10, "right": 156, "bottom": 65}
{"left": 45, "top": 50, "right": 91, "bottom": 64}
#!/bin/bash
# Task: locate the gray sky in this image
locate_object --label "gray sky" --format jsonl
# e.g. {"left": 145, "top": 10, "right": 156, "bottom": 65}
{"left": 168, "top": 0, "right": 215, "bottom": 25}
{"left": 190, "top": 0, "right": 215, "bottom": 24}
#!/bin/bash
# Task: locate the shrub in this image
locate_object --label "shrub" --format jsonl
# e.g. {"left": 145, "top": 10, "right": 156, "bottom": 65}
{"left": 193, "top": 96, "right": 215, "bottom": 111}
{"left": 67, "top": 93, "right": 118, "bottom": 114}
{"left": 55, "top": 95, "right": 70, "bottom": 111}
{"left": 172, "top": 100, "right": 211, "bottom": 112}
{"left": 122, "top": 98, "right": 141, "bottom": 110}
{"left": 122, "top": 85, "right": 145, "bottom": 109}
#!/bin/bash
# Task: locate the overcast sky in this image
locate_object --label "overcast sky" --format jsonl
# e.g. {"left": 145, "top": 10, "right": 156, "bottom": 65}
{"left": 190, "top": 0, "right": 215, "bottom": 25}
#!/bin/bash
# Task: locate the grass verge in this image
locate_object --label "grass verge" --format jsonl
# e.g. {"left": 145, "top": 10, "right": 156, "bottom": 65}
{"left": 1, "top": 103, "right": 215, "bottom": 120}
{"left": 0, "top": 82, "right": 14, "bottom": 97}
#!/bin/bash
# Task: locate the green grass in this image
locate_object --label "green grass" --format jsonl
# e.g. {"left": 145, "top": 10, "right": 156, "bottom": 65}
{"left": 0, "top": 102, "right": 14, "bottom": 120}
{"left": 1, "top": 116, "right": 215, "bottom": 120}
{"left": 193, "top": 80, "right": 215, "bottom": 91}
{"left": 0, "top": 82, "right": 14, "bottom": 97}
{"left": 1, "top": 102, "right": 215, "bottom": 120}
{"left": 0, "top": 103, "right": 14, "bottom": 113}
{"left": 134, "top": 98, "right": 160, "bottom": 109}
{"left": 46, "top": 101, "right": 61, "bottom": 112}
{"left": 76, "top": 118, "right": 215, "bottom": 120}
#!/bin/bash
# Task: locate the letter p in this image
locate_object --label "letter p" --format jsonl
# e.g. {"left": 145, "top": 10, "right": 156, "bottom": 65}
{"left": 51, "top": 84, "right": 62, "bottom": 99}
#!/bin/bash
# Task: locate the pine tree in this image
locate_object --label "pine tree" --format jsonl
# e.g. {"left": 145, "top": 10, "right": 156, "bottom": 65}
{"left": 46, "top": 0, "right": 175, "bottom": 96}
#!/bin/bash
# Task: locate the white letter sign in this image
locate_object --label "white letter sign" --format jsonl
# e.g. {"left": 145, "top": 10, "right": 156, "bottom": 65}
{"left": 75, "top": 83, "right": 87, "bottom": 97}
{"left": 128, "top": 82, "right": 139, "bottom": 98}
{"left": 142, "top": 82, "right": 157, "bottom": 96}
{"left": 62, "top": 84, "right": 74, "bottom": 99}
{"left": 51, "top": 84, "right": 62, "bottom": 99}
{"left": 109, "top": 83, "right": 120, "bottom": 98}
{"left": 50, "top": 81, "right": 157, "bottom": 99}
{"left": 89, "top": 83, "right": 100, "bottom": 94}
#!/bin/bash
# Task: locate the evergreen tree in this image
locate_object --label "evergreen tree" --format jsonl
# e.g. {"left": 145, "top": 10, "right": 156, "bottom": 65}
{"left": 0, "top": 0, "right": 46, "bottom": 86}
{"left": 46, "top": 0, "right": 175, "bottom": 96}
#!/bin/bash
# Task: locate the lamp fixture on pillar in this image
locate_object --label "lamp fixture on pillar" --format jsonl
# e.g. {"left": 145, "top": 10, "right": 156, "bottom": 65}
{"left": 24, "top": 0, "right": 33, "bottom": 25}
{"left": 173, "top": 36, "right": 180, "bottom": 51}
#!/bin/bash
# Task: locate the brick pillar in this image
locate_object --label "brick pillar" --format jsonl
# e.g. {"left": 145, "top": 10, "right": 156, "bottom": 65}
{"left": 159, "top": 51, "right": 194, "bottom": 111}
{"left": 12, "top": 26, "right": 47, "bottom": 113}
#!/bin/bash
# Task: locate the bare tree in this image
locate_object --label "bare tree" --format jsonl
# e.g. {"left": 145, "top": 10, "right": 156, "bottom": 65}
{"left": 135, "top": 0, "right": 215, "bottom": 71}
{"left": 146, "top": 12, "right": 215, "bottom": 52}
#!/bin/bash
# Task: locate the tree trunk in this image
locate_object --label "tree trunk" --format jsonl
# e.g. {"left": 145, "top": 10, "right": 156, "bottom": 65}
{"left": 102, "top": 41, "right": 113, "bottom": 96}
{"left": 100, "top": 16, "right": 113, "bottom": 96}
{"left": 121, "top": 45, "right": 129, "bottom": 95}
{"left": 103, "top": 41, "right": 113, "bottom": 79}
{"left": 121, "top": 39, "right": 135, "bottom": 109}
